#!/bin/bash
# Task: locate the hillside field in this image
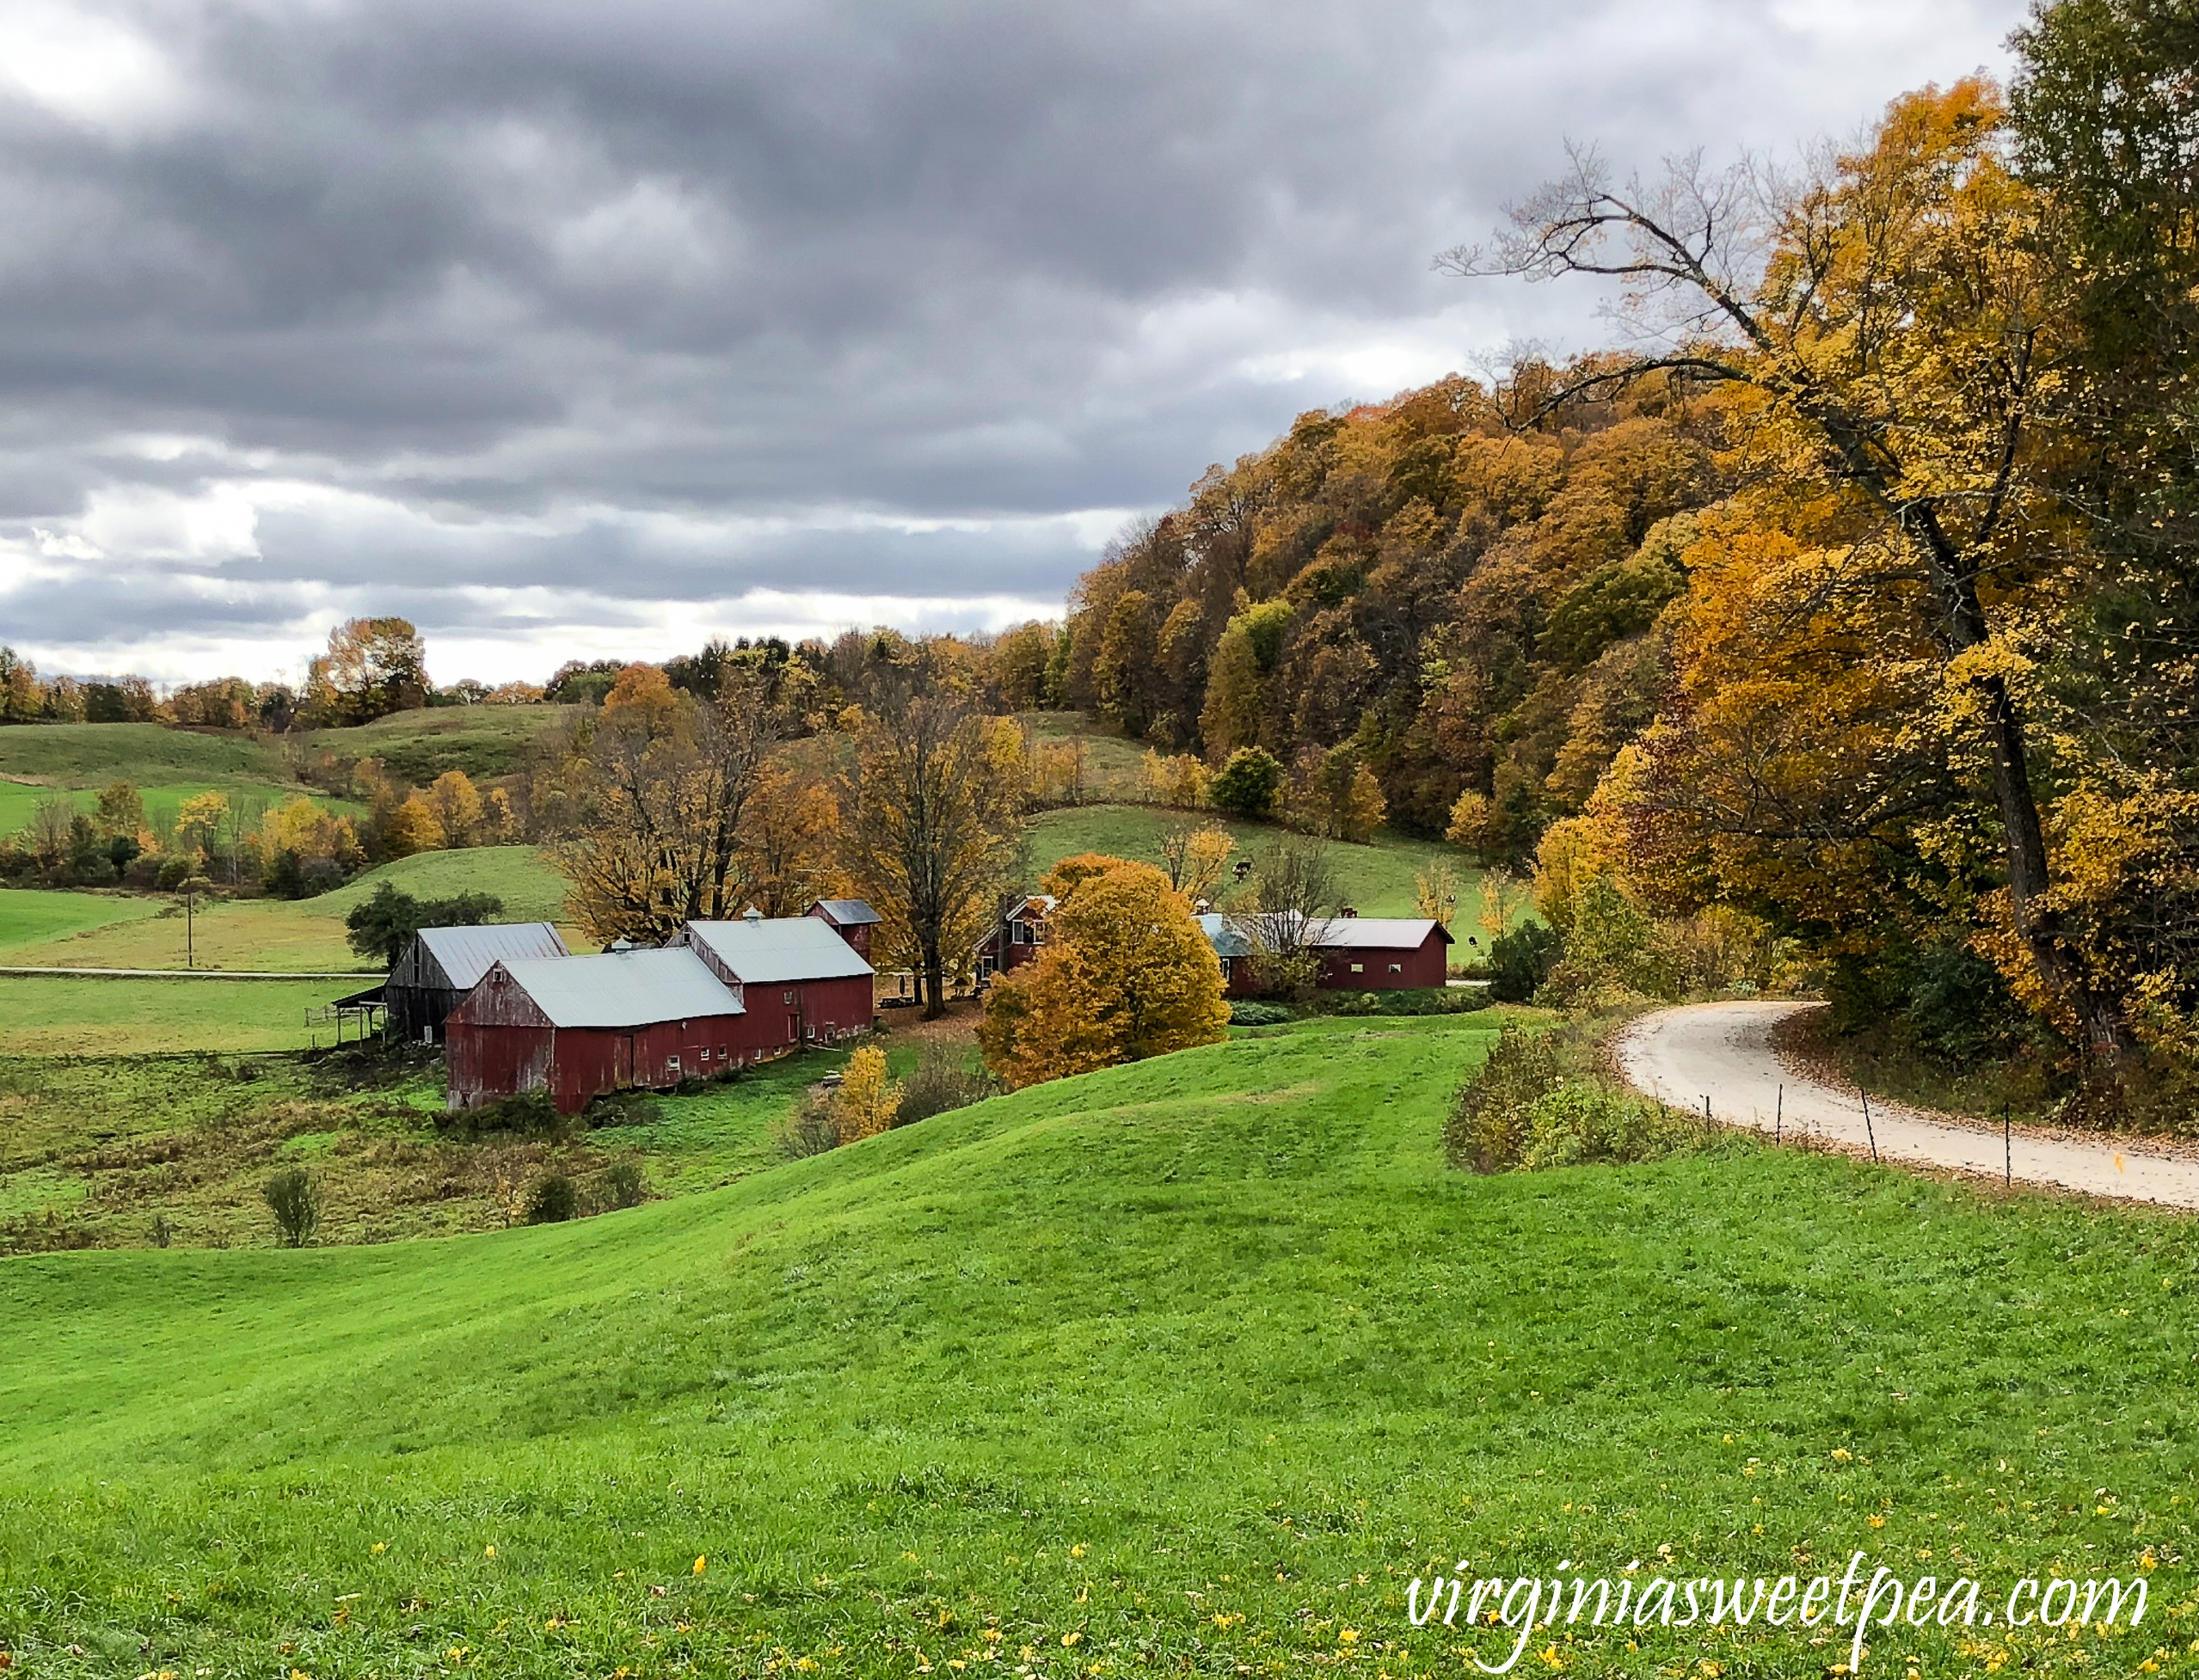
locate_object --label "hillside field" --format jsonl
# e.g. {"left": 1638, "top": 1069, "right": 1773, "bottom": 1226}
{"left": 0, "top": 1014, "right": 2187, "bottom": 1677}
{"left": 304, "top": 704, "right": 574, "bottom": 783}
{"left": 1029, "top": 803, "right": 1490, "bottom": 925}
{"left": 1, "top": 846, "right": 573, "bottom": 972}
{"left": 0, "top": 976, "right": 346, "bottom": 1056}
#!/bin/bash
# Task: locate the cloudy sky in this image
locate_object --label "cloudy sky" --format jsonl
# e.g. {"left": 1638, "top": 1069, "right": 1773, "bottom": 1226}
{"left": 0, "top": 0, "right": 2027, "bottom": 688}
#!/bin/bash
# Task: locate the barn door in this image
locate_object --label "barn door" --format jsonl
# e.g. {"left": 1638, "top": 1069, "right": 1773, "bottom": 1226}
{"left": 614, "top": 1034, "right": 634, "bottom": 1088}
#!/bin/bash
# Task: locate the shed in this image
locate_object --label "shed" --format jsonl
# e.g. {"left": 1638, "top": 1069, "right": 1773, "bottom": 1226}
{"left": 445, "top": 946, "right": 746, "bottom": 1114}
{"left": 671, "top": 911, "right": 876, "bottom": 1053}
{"left": 385, "top": 922, "right": 571, "bottom": 1043}
{"left": 1193, "top": 913, "right": 1258, "bottom": 997}
{"left": 807, "top": 898, "right": 882, "bottom": 960}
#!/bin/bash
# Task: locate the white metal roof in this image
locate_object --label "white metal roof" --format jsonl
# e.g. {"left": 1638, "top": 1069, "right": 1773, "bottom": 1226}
{"left": 809, "top": 898, "right": 883, "bottom": 925}
{"left": 1311, "top": 917, "right": 1449, "bottom": 950}
{"left": 1194, "top": 913, "right": 1255, "bottom": 959}
{"left": 413, "top": 923, "right": 570, "bottom": 990}
{"left": 494, "top": 947, "right": 742, "bottom": 1029}
{"left": 682, "top": 917, "right": 877, "bottom": 983}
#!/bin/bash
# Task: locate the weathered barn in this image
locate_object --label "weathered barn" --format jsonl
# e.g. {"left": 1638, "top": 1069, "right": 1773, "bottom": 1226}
{"left": 445, "top": 946, "right": 747, "bottom": 1114}
{"left": 1194, "top": 914, "right": 1453, "bottom": 992}
{"left": 973, "top": 893, "right": 1055, "bottom": 982}
{"left": 670, "top": 911, "right": 876, "bottom": 1051}
{"left": 806, "top": 898, "right": 881, "bottom": 960}
{"left": 384, "top": 922, "right": 571, "bottom": 1043}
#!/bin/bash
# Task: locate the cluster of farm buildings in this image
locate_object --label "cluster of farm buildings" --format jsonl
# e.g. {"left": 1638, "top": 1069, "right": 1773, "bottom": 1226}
{"left": 367, "top": 893, "right": 1453, "bottom": 1115}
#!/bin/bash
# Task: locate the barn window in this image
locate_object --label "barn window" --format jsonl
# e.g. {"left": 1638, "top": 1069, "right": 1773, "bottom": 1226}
{"left": 698, "top": 1047, "right": 709, "bottom": 1062}
{"left": 783, "top": 989, "right": 795, "bottom": 1004}
{"left": 1349, "top": 962, "right": 1364, "bottom": 974}
{"left": 1013, "top": 921, "right": 1032, "bottom": 944}
{"left": 667, "top": 1056, "right": 682, "bottom": 1076}
{"left": 1388, "top": 963, "right": 1403, "bottom": 973}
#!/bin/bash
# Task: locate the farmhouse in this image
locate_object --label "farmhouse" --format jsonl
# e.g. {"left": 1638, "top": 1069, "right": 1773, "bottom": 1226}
{"left": 669, "top": 910, "right": 876, "bottom": 1052}
{"left": 385, "top": 922, "right": 571, "bottom": 1044}
{"left": 445, "top": 945, "right": 746, "bottom": 1114}
{"left": 806, "top": 898, "right": 881, "bottom": 960}
{"left": 973, "top": 893, "right": 1055, "bottom": 982}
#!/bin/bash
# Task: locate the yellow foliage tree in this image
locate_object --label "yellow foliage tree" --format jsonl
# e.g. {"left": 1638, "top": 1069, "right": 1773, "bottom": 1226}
{"left": 385, "top": 792, "right": 445, "bottom": 858}
{"left": 1159, "top": 823, "right": 1234, "bottom": 904}
{"left": 832, "top": 1045, "right": 902, "bottom": 1144}
{"left": 979, "top": 859, "right": 1230, "bottom": 1089}
{"left": 428, "top": 770, "right": 484, "bottom": 848}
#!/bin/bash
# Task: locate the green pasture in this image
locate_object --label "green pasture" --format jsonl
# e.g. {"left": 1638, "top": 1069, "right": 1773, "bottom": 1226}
{"left": 0, "top": 886, "right": 162, "bottom": 953}
{"left": 0, "top": 1013, "right": 2189, "bottom": 1676}
{"left": 0, "top": 847, "right": 571, "bottom": 973}
{"left": 307, "top": 704, "right": 574, "bottom": 783}
{"left": 0, "top": 976, "right": 342, "bottom": 1055}
{"left": 1029, "top": 802, "right": 1489, "bottom": 924}
{"left": 0, "top": 721, "right": 289, "bottom": 785}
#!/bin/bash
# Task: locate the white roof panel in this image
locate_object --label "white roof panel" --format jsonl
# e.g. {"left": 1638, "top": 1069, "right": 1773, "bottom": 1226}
{"left": 415, "top": 923, "right": 570, "bottom": 990}
{"left": 496, "top": 947, "right": 742, "bottom": 1029}
{"left": 684, "top": 917, "right": 876, "bottom": 983}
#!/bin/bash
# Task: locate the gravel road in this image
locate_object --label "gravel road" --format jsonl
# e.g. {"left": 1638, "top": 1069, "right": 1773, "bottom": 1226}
{"left": 1615, "top": 999, "right": 2199, "bottom": 1211}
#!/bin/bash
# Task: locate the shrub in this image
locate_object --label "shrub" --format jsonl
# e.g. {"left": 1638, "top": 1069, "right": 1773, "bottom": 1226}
{"left": 1227, "top": 1000, "right": 1294, "bottom": 1027}
{"left": 1320, "top": 988, "right": 1491, "bottom": 1018}
{"left": 599, "top": 1161, "right": 648, "bottom": 1211}
{"left": 439, "top": 1087, "right": 563, "bottom": 1140}
{"left": 263, "top": 1167, "right": 323, "bottom": 1248}
{"left": 1209, "top": 746, "right": 1284, "bottom": 819}
{"left": 1517, "top": 1082, "right": 1708, "bottom": 1169}
{"left": 894, "top": 1042, "right": 1000, "bottom": 1125}
{"left": 1486, "top": 922, "right": 1562, "bottom": 1002}
{"left": 832, "top": 1044, "right": 903, "bottom": 1143}
{"left": 1443, "top": 1023, "right": 1561, "bottom": 1172}
{"left": 525, "top": 1173, "right": 579, "bottom": 1223}
{"left": 775, "top": 1091, "right": 842, "bottom": 1159}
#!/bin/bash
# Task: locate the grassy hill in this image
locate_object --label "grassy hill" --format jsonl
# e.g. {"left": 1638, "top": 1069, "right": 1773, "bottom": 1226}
{"left": 1031, "top": 804, "right": 1490, "bottom": 924}
{"left": 2, "top": 846, "right": 573, "bottom": 975}
{"left": 307, "top": 705, "right": 574, "bottom": 784}
{"left": 0, "top": 886, "right": 163, "bottom": 953}
{"left": 0, "top": 975, "right": 346, "bottom": 1055}
{"left": 0, "top": 722, "right": 339, "bottom": 837}
{"left": 0, "top": 1015, "right": 2184, "bottom": 1676}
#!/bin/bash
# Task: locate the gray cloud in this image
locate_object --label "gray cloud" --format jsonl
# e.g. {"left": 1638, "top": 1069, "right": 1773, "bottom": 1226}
{"left": 0, "top": 0, "right": 2024, "bottom": 682}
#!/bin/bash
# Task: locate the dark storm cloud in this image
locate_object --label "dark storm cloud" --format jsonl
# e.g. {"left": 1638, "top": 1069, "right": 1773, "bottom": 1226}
{"left": 0, "top": 0, "right": 2024, "bottom": 679}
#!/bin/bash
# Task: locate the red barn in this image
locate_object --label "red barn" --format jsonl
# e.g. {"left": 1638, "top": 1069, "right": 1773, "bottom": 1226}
{"left": 445, "top": 946, "right": 748, "bottom": 1115}
{"left": 670, "top": 911, "right": 875, "bottom": 1052}
{"left": 806, "top": 898, "right": 882, "bottom": 960}
{"left": 1310, "top": 917, "right": 1453, "bottom": 989}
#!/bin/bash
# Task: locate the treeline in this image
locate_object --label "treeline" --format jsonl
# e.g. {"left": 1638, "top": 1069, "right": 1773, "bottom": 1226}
{"left": 1048, "top": 5, "right": 2199, "bottom": 1110}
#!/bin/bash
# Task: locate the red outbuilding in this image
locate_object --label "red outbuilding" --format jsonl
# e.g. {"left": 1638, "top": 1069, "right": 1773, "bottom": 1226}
{"left": 670, "top": 911, "right": 876, "bottom": 1052}
{"left": 806, "top": 898, "right": 882, "bottom": 960}
{"left": 445, "top": 945, "right": 749, "bottom": 1115}
{"left": 1309, "top": 917, "right": 1453, "bottom": 989}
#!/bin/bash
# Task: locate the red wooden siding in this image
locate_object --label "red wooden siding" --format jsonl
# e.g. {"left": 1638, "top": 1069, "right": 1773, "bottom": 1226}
{"left": 1315, "top": 928, "right": 1449, "bottom": 990}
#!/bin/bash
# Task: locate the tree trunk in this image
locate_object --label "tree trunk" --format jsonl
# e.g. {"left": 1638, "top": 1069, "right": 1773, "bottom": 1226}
{"left": 922, "top": 931, "right": 946, "bottom": 1021}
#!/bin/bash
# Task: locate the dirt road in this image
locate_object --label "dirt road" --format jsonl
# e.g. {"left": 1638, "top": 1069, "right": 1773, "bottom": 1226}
{"left": 1615, "top": 999, "right": 2199, "bottom": 1211}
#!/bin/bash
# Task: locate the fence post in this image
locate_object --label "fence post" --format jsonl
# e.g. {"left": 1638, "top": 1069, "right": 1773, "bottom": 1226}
{"left": 1860, "top": 1088, "right": 1878, "bottom": 1163}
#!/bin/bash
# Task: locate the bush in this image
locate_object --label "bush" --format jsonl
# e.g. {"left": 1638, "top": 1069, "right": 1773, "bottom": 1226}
{"left": 1486, "top": 922, "right": 1562, "bottom": 1003}
{"left": 1209, "top": 746, "right": 1284, "bottom": 819}
{"left": 894, "top": 1042, "right": 1000, "bottom": 1125}
{"left": 1443, "top": 1023, "right": 1562, "bottom": 1172}
{"left": 525, "top": 1172, "right": 579, "bottom": 1223}
{"left": 1227, "top": 1000, "right": 1294, "bottom": 1027}
{"left": 263, "top": 1167, "right": 323, "bottom": 1248}
{"left": 439, "top": 1087, "right": 563, "bottom": 1140}
{"left": 599, "top": 1160, "right": 648, "bottom": 1211}
{"left": 1518, "top": 1082, "right": 1708, "bottom": 1169}
{"left": 1319, "top": 988, "right": 1491, "bottom": 1018}
{"left": 775, "top": 1091, "right": 842, "bottom": 1160}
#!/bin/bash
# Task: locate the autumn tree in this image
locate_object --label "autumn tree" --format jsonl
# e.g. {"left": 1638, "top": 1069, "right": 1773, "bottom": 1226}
{"left": 1159, "top": 822, "right": 1235, "bottom": 904}
{"left": 1447, "top": 80, "right": 2133, "bottom": 1056}
{"left": 739, "top": 762, "right": 841, "bottom": 917}
{"left": 304, "top": 617, "right": 430, "bottom": 725}
{"left": 427, "top": 770, "right": 484, "bottom": 848}
{"left": 837, "top": 658, "right": 1025, "bottom": 1017}
{"left": 832, "top": 1045, "right": 903, "bottom": 1144}
{"left": 554, "top": 676, "right": 778, "bottom": 943}
{"left": 979, "top": 858, "right": 1229, "bottom": 1088}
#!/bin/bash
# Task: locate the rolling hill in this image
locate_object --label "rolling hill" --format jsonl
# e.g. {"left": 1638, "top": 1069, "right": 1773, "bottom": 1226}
{"left": 0, "top": 1015, "right": 2183, "bottom": 1676}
